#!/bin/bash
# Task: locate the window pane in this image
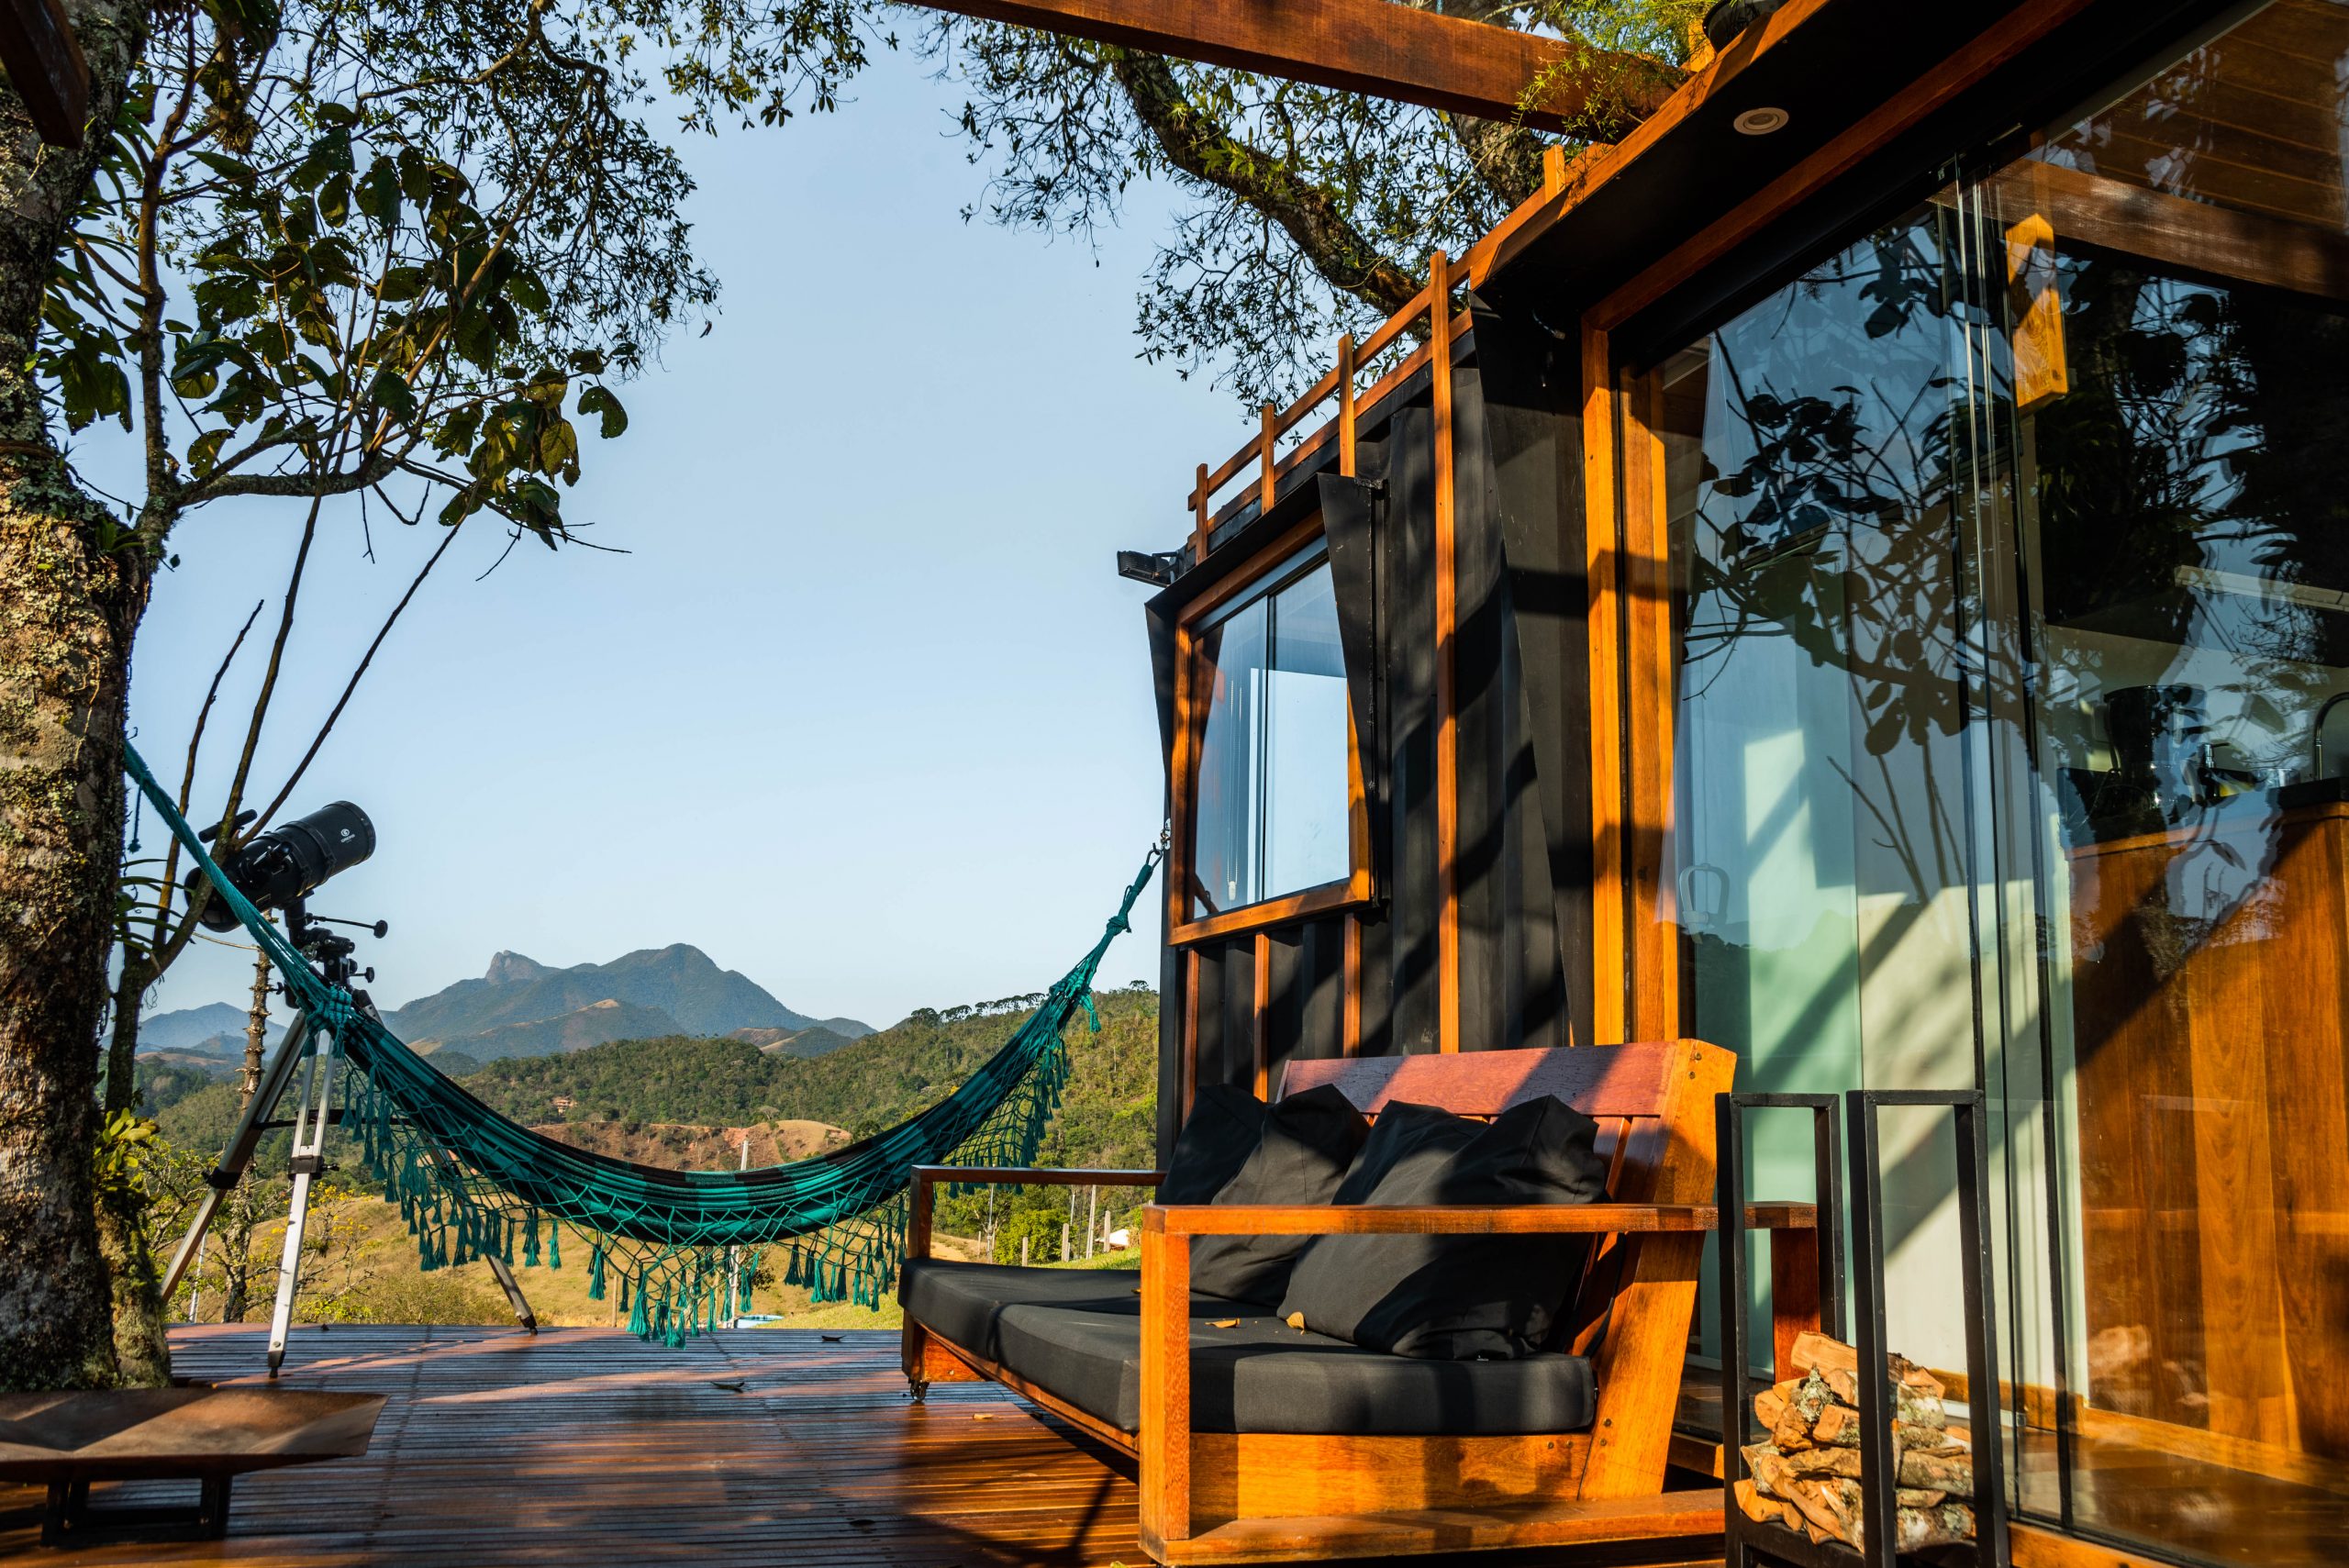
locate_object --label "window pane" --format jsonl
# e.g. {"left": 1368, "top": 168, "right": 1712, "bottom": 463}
{"left": 1191, "top": 595, "right": 1268, "bottom": 917}
{"left": 1264, "top": 562, "right": 1351, "bottom": 896}
{"left": 1187, "top": 550, "right": 1352, "bottom": 920}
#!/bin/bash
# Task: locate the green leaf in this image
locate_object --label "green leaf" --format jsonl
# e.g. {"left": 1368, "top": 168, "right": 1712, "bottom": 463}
{"left": 576, "top": 384, "right": 628, "bottom": 439}
{"left": 356, "top": 157, "right": 401, "bottom": 228}
{"left": 318, "top": 171, "right": 351, "bottom": 227}
{"left": 438, "top": 480, "right": 486, "bottom": 527}
{"left": 537, "top": 414, "right": 577, "bottom": 475}
{"left": 367, "top": 368, "right": 417, "bottom": 421}
{"left": 506, "top": 269, "right": 549, "bottom": 314}
{"left": 170, "top": 333, "right": 234, "bottom": 384}
{"left": 191, "top": 150, "right": 260, "bottom": 185}
{"left": 188, "top": 428, "right": 232, "bottom": 476}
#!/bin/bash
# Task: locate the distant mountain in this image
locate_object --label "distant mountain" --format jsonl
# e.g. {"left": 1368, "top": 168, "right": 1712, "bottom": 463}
{"left": 383, "top": 945, "right": 871, "bottom": 1065}
{"left": 417, "top": 999, "right": 685, "bottom": 1063}
{"left": 731, "top": 1025, "right": 859, "bottom": 1060}
{"left": 139, "top": 1003, "right": 284, "bottom": 1056}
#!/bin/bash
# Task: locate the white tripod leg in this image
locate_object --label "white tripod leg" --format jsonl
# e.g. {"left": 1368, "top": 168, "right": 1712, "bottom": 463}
{"left": 265, "top": 1023, "right": 340, "bottom": 1377}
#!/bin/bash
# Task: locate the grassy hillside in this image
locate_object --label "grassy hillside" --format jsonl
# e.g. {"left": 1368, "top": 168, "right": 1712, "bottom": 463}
{"left": 459, "top": 983, "right": 1157, "bottom": 1148}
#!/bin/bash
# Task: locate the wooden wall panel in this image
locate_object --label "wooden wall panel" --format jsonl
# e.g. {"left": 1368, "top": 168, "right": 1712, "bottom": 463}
{"left": 1476, "top": 301, "right": 1594, "bottom": 1053}
{"left": 1386, "top": 404, "right": 1445, "bottom": 1057}
{"left": 1354, "top": 906, "right": 1397, "bottom": 1061}
{"left": 1453, "top": 360, "right": 1510, "bottom": 1056}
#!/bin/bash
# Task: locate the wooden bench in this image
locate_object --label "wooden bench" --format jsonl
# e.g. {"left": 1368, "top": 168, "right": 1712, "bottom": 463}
{"left": 0, "top": 1387, "right": 384, "bottom": 1547}
{"left": 903, "top": 1040, "right": 1823, "bottom": 1565}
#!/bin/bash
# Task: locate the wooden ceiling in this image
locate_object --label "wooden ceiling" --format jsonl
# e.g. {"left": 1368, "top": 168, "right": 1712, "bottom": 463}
{"left": 2051, "top": 0, "right": 2349, "bottom": 234}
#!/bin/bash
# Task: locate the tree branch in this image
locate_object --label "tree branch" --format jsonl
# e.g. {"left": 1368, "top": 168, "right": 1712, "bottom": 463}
{"left": 1107, "top": 49, "right": 1420, "bottom": 317}
{"left": 185, "top": 450, "right": 399, "bottom": 505}
{"left": 250, "top": 518, "right": 463, "bottom": 830}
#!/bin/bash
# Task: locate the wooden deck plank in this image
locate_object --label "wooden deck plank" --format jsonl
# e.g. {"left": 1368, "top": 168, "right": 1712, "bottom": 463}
{"left": 0, "top": 1326, "right": 1147, "bottom": 1566}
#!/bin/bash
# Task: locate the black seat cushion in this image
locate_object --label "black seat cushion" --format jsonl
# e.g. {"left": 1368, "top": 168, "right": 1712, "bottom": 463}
{"left": 1159, "top": 1084, "right": 1270, "bottom": 1205}
{"left": 989, "top": 1296, "right": 1597, "bottom": 1436}
{"left": 1189, "top": 1084, "right": 1369, "bottom": 1307}
{"left": 900, "top": 1259, "right": 1145, "bottom": 1361}
{"left": 1277, "top": 1095, "right": 1610, "bottom": 1360}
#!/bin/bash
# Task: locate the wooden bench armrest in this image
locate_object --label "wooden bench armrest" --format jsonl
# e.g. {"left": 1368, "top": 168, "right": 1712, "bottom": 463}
{"left": 1141, "top": 1200, "right": 1815, "bottom": 1237}
{"left": 906, "top": 1167, "right": 1164, "bottom": 1262}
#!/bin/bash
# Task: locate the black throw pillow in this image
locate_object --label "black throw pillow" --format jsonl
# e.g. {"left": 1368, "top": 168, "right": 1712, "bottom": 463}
{"left": 1277, "top": 1094, "right": 1609, "bottom": 1360}
{"left": 1188, "top": 1084, "right": 1370, "bottom": 1307}
{"left": 1159, "top": 1084, "right": 1270, "bottom": 1206}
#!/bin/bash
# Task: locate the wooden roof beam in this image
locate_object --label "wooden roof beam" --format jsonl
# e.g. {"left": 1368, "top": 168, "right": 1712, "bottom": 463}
{"left": 912, "top": 0, "right": 1687, "bottom": 139}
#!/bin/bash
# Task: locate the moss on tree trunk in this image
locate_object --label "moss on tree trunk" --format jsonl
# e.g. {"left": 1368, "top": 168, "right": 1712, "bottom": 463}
{"left": 0, "top": 0, "right": 153, "bottom": 1393}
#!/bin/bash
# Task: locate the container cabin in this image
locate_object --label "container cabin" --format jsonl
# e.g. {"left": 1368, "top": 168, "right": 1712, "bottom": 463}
{"left": 1131, "top": 2, "right": 2349, "bottom": 1564}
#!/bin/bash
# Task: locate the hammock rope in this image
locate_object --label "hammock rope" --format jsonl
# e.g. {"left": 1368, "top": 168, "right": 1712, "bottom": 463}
{"left": 123, "top": 741, "right": 1158, "bottom": 1342}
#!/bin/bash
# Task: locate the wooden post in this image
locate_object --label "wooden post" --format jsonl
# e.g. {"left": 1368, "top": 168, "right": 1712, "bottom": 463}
{"left": 908, "top": 1172, "right": 934, "bottom": 1264}
{"left": 1430, "top": 250, "right": 1460, "bottom": 1053}
{"left": 1581, "top": 322, "right": 1627, "bottom": 1044}
{"left": 1181, "top": 948, "right": 1200, "bottom": 1118}
{"left": 1341, "top": 915, "right": 1362, "bottom": 1058}
{"left": 1252, "top": 930, "right": 1272, "bottom": 1099}
{"left": 1193, "top": 461, "right": 1211, "bottom": 564}
{"left": 1085, "top": 1185, "right": 1098, "bottom": 1259}
{"left": 1620, "top": 368, "right": 1679, "bottom": 1040}
{"left": 1337, "top": 332, "right": 1358, "bottom": 477}
{"left": 1543, "top": 142, "right": 1568, "bottom": 198}
{"left": 1139, "top": 1218, "right": 1193, "bottom": 1546}
{"left": 1259, "top": 401, "right": 1279, "bottom": 515}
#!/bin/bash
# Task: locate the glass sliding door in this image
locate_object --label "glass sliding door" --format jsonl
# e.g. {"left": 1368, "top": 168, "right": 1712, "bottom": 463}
{"left": 1640, "top": 6, "right": 2349, "bottom": 1560}
{"left": 1966, "top": 2, "right": 2349, "bottom": 1560}
{"left": 1649, "top": 200, "right": 2002, "bottom": 1384}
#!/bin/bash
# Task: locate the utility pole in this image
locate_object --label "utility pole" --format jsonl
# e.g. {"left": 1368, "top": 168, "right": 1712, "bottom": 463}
{"left": 211, "top": 947, "right": 276, "bottom": 1325}
{"left": 1085, "top": 1185, "right": 1097, "bottom": 1260}
{"left": 240, "top": 948, "right": 272, "bottom": 1105}
{"left": 728, "top": 1130, "right": 750, "bottom": 1325}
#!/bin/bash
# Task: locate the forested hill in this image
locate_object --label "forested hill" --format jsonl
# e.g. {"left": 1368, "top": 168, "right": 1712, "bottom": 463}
{"left": 460, "top": 984, "right": 1159, "bottom": 1162}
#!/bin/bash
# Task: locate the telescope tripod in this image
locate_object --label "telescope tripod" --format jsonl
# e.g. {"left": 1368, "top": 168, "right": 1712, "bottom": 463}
{"left": 160, "top": 924, "right": 539, "bottom": 1374}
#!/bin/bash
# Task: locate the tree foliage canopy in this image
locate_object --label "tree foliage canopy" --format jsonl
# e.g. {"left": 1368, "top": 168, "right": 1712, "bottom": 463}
{"left": 933, "top": 1, "right": 1709, "bottom": 401}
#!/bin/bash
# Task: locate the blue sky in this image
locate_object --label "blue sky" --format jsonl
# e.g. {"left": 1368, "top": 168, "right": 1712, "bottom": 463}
{"left": 124, "top": 52, "right": 1250, "bottom": 1031}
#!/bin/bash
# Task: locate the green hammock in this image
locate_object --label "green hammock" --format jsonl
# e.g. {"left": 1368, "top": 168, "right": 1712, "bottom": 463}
{"left": 124, "top": 741, "right": 1157, "bottom": 1343}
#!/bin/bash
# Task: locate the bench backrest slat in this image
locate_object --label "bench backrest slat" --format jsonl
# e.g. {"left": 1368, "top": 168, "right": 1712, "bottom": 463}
{"left": 1275, "top": 1042, "right": 1685, "bottom": 1121}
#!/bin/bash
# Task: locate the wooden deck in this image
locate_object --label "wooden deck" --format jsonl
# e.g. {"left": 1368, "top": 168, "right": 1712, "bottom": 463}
{"left": 0, "top": 1325, "right": 1150, "bottom": 1565}
{"left": 17, "top": 1324, "right": 2326, "bottom": 1566}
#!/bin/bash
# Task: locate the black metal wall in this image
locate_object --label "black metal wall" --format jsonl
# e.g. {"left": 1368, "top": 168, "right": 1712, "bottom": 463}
{"left": 1149, "top": 308, "right": 1592, "bottom": 1153}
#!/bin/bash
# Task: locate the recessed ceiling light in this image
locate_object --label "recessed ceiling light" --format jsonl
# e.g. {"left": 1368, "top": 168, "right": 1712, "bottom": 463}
{"left": 1734, "top": 106, "right": 1791, "bottom": 136}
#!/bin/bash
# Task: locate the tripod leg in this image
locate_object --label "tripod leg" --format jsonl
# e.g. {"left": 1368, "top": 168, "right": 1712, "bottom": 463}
{"left": 161, "top": 1014, "right": 314, "bottom": 1303}
{"left": 265, "top": 1024, "right": 339, "bottom": 1377}
{"left": 483, "top": 1252, "right": 539, "bottom": 1334}
{"left": 264, "top": 1165, "right": 316, "bottom": 1376}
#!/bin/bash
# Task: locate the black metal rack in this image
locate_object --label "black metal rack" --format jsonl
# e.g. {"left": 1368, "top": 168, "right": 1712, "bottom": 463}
{"left": 1717, "top": 1089, "right": 2010, "bottom": 1568}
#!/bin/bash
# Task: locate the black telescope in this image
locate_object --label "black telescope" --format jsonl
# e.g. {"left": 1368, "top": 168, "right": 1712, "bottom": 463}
{"left": 189, "top": 801, "right": 376, "bottom": 930}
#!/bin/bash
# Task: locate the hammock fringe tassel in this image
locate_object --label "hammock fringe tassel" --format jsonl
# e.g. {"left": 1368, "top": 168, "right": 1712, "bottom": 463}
{"left": 123, "top": 740, "right": 1155, "bottom": 1344}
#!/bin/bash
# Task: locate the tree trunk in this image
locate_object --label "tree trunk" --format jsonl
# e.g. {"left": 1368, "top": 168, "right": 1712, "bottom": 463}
{"left": 0, "top": 0, "right": 155, "bottom": 1393}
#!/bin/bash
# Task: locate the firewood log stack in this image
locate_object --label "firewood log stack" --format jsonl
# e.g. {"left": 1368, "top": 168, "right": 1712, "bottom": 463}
{"left": 1732, "top": 1331, "right": 1977, "bottom": 1554}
